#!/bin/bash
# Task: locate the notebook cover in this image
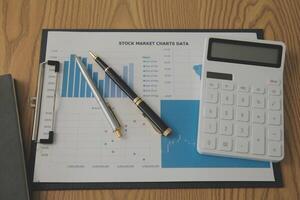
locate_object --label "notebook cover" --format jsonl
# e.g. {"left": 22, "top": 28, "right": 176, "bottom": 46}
{"left": 0, "top": 74, "right": 30, "bottom": 199}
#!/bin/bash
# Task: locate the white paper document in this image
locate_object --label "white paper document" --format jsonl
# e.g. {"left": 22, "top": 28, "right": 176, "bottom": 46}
{"left": 33, "top": 31, "right": 276, "bottom": 184}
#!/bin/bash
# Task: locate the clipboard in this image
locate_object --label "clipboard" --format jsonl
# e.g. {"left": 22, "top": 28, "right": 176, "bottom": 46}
{"left": 29, "top": 29, "right": 283, "bottom": 190}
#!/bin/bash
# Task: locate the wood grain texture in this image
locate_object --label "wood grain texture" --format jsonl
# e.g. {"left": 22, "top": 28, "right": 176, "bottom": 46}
{"left": 0, "top": 0, "right": 299, "bottom": 199}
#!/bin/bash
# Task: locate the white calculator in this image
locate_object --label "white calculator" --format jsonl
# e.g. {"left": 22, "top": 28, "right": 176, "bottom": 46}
{"left": 197, "top": 37, "right": 286, "bottom": 162}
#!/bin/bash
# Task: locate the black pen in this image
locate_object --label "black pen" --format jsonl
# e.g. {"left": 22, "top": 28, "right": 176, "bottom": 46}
{"left": 89, "top": 51, "right": 172, "bottom": 136}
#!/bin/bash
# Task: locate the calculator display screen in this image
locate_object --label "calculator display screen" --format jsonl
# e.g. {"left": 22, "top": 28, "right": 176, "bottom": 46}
{"left": 208, "top": 38, "right": 282, "bottom": 68}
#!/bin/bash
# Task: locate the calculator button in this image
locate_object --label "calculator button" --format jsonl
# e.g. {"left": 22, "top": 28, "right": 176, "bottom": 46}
{"left": 221, "top": 106, "right": 234, "bottom": 120}
{"left": 268, "top": 127, "right": 282, "bottom": 141}
{"left": 220, "top": 121, "right": 233, "bottom": 136}
{"left": 217, "top": 136, "right": 232, "bottom": 151}
{"left": 222, "top": 81, "right": 234, "bottom": 91}
{"left": 269, "top": 86, "right": 281, "bottom": 96}
{"left": 207, "top": 80, "right": 219, "bottom": 89}
{"left": 237, "top": 94, "right": 250, "bottom": 107}
{"left": 204, "top": 104, "right": 218, "bottom": 119}
{"left": 221, "top": 91, "right": 234, "bottom": 105}
{"left": 202, "top": 135, "right": 217, "bottom": 150}
{"left": 252, "top": 94, "right": 265, "bottom": 108}
{"left": 268, "top": 141, "right": 282, "bottom": 157}
{"left": 269, "top": 96, "right": 281, "bottom": 110}
{"left": 236, "top": 108, "right": 249, "bottom": 122}
{"left": 252, "top": 109, "right": 265, "bottom": 124}
{"left": 268, "top": 111, "right": 281, "bottom": 125}
{"left": 252, "top": 86, "right": 265, "bottom": 94}
{"left": 203, "top": 119, "right": 217, "bottom": 133}
{"left": 235, "top": 123, "right": 249, "bottom": 137}
{"left": 235, "top": 138, "right": 249, "bottom": 153}
{"left": 238, "top": 85, "right": 250, "bottom": 93}
{"left": 252, "top": 125, "right": 266, "bottom": 155}
{"left": 268, "top": 79, "right": 281, "bottom": 85}
{"left": 205, "top": 89, "right": 219, "bottom": 103}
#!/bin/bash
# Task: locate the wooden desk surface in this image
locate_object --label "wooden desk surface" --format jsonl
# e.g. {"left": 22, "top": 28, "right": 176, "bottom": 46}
{"left": 0, "top": 0, "right": 299, "bottom": 199}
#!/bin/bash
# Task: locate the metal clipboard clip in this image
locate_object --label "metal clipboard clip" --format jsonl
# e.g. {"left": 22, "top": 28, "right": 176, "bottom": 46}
{"left": 31, "top": 60, "right": 60, "bottom": 144}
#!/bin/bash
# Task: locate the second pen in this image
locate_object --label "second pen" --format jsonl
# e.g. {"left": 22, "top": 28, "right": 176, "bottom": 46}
{"left": 75, "top": 55, "right": 122, "bottom": 138}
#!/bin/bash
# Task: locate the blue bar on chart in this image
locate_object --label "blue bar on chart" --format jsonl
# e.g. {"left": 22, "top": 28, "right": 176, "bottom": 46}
{"left": 80, "top": 58, "right": 87, "bottom": 97}
{"left": 98, "top": 80, "right": 104, "bottom": 95}
{"left": 86, "top": 64, "right": 93, "bottom": 97}
{"left": 61, "top": 56, "right": 134, "bottom": 99}
{"left": 61, "top": 61, "right": 69, "bottom": 97}
{"left": 110, "top": 80, "right": 116, "bottom": 97}
{"left": 74, "top": 62, "right": 81, "bottom": 97}
{"left": 68, "top": 55, "right": 75, "bottom": 97}
{"left": 92, "top": 72, "right": 98, "bottom": 90}
{"left": 104, "top": 74, "right": 110, "bottom": 98}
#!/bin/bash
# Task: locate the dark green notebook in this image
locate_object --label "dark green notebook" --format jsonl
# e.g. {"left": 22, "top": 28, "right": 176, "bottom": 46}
{"left": 0, "top": 74, "right": 30, "bottom": 200}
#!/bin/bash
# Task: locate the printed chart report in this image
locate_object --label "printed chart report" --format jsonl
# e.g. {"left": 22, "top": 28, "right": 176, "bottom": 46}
{"left": 33, "top": 31, "right": 276, "bottom": 183}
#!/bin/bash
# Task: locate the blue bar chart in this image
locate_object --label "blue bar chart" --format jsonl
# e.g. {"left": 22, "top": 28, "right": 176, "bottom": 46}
{"left": 61, "top": 54, "right": 134, "bottom": 98}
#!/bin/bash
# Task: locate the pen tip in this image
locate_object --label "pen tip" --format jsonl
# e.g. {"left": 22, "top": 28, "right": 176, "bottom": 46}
{"left": 114, "top": 128, "right": 122, "bottom": 138}
{"left": 163, "top": 128, "right": 172, "bottom": 136}
{"left": 89, "top": 50, "right": 97, "bottom": 60}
